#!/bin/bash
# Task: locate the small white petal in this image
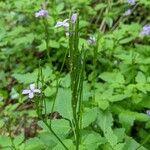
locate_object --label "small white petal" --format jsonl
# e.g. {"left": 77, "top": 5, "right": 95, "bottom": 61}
{"left": 63, "top": 22, "right": 69, "bottom": 28}
{"left": 30, "top": 84, "right": 35, "bottom": 91}
{"left": 55, "top": 21, "right": 63, "bottom": 28}
{"left": 65, "top": 32, "right": 70, "bottom": 36}
{"left": 33, "top": 89, "right": 41, "bottom": 93}
{"left": 29, "top": 92, "right": 34, "bottom": 99}
{"left": 22, "top": 90, "right": 30, "bottom": 94}
{"left": 55, "top": 19, "right": 69, "bottom": 28}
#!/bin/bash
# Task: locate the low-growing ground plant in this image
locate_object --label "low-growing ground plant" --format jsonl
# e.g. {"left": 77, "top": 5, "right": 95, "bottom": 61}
{"left": 0, "top": 0, "right": 150, "bottom": 150}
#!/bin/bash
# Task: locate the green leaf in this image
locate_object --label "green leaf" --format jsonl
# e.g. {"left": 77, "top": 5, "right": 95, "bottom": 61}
{"left": 105, "top": 127, "right": 118, "bottom": 148}
{"left": 83, "top": 133, "right": 106, "bottom": 150}
{"left": 114, "top": 128, "right": 125, "bottom": 143}
{"left": 97, "top": 100, "right": 109, "bottom": 110}
{"left": 82, "top": 107, "right": 98, "bottom": 128}
{"left": 44, "top": 86, "right": 55, "bottom": 97}
{"left": 119, "top": 112, "right": 135, "bottom": 132}
{"left": 51, "top": 120, "right": 70, "bottom": 136}
{"left": 97, "top": 110, "right": 113, "bottom": 132}
{"left": 53, "top": 139, "right": 75, "bottom": 150}
{"left": 109, "top": 94, "right": 130, "bottom": 102}
{"left": 55, "top": 88, "right": 72, "bottom": 119}
{"left": 94, "top": 3, "right": 106, "bottom": 11}
{"left": 114, "top": 143, "right": 125, "bottom": 150}
{"left": 13, "top": 134, "right": 24, "bottom": 147}
{"left": 0, "top": 136, "right": 11, "bottom": 147}
{"left": 25, "top": 137, "right": 45, "bottom": 150}
{"left": 49, "top": 40, "right": 60, "bottom": 48}
{"left": 135, "top": 72, "right": 146, "bottom": 83}
{"left": 123, "top": 136, "right": 148, "bottom": 150}
{"left": 119, "top": 37, "right": 134, "bottom": 44}
{"left": 99, "top": 72, "right": 125, "bottom": 84}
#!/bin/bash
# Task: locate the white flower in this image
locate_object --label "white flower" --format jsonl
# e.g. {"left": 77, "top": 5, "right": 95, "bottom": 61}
{"left": 55, "top": 19, "right": 69, "bottom": 28}
{"left": 65, "top": 32, "right": 70, "bottom": 36}
{"left": 88, "top": 36, "right": 96, "bottom": 45}
{"left": 71, "top": 13, "right": 77, "bottom": 24}
{"left": 22, "top": 84, "right": 41, "bottom": 99}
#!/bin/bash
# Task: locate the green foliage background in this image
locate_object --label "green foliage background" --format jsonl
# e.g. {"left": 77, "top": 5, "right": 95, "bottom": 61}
{"left": 0, "top": 0, "right": 150, "bottom": 150}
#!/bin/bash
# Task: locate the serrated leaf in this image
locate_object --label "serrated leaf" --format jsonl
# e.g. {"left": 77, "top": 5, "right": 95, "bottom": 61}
{"left": 135, "top": 72, "right": 146, "bottom": 83}
{"left": 97, "top": 110, "right": 113, "bottom": 132}
{"left": 105, "top": 127, "right": 118, "bottom": 147}
{"left": 82, "top": 108, "right": 98, "bottom": 128}
{"left": 83, "top": 133, "right": 106, "bottom": 150}
{"left": 99, "top": 72, "right": 125, "bottom": 84}
{"left": 55, "top": 88, "right": 72, "bottom": 119}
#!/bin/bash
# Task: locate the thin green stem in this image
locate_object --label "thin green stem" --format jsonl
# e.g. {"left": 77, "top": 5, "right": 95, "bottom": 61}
{"left": 43, "top": 19, "right": 50, "bottom": 61}
{"left": 69, "top": 12, "right": 84, "bottom": 150}
{"left": 44, "top": 121, "right": 69, "bottom": 150}
{"left": 136, "top": 134, "right": 150, "bottom": 150}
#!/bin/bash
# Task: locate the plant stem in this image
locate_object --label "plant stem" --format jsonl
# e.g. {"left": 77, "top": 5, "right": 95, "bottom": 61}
{"left": 69, "top": 12, "right": 85, "bottom": 150}
{"left": 44, "top": 121, "right": 69, "bottom": 150}
{"left": 43, "top": 18, "right": 50, "bottom": 61}
{"left": 136, "top": 134, "right": 150, "bottom": 150}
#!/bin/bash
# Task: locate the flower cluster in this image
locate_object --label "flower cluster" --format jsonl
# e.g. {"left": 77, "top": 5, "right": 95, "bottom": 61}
{"left": 22, "top": 83, "right": 41, "bottom": 99}
{"left": 55, "top": 19, "right": 69, "bottom": 28}
{"left": 88, "top": 36, "right": 96, "bottom": 45}
{"left": 35, "top": 9, "right": 48, "bottom": 18}
{"left": 140, "top": 25, "right": 150, "bottom": 36}
{"left": 127, "top": 0, "right": 136, "bottom": 5}
{"left": 55, "top": 13, "right": 77, "bottom": 36}
{"left": 55, "top": 13, "right": 78, "bottom": 28}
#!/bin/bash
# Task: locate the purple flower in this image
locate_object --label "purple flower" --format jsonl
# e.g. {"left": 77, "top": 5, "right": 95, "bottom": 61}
{"left": 71, "top": 13, "right": 78, "bottom": 24}
{"left": 146, "top": 110, "right": 150, "bottom": 116}
{"left": 88, "top": 36, "right": 96, "bottom": 45}
{"left": 127, "top": 0, "right": 136, "bottom": 5}
{"left": 123, "top": 9, "right": 132, "bottom": 16}
{"left": 140, "top": 25, "right": 150, "bottom": 36}
{"left": 55, "top": 19, "right": 69, "bottom": 28}
{"left": 35, "top": 9, "right": 48, "bottom": 18}
{"left": 22, "top": 84, "right": 41, "bottom": 99}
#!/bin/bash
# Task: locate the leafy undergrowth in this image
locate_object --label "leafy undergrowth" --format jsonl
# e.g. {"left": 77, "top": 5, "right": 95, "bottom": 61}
{"left": 0, "top": 0, "right": 150, "bottom": 150}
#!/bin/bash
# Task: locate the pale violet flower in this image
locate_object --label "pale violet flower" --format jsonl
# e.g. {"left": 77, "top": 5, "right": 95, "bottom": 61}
{"left": 35, "top": 9, "right": 48, "bottom": 18}
{"left": 55, "top": 19, "right": 69, "bottom": 28}
{"left": 71, "top": 13, "right": 78, "bottom": 24}
{"left": 127, "top": 0, "right": 136, "bottom": 5}
{"left": 146, "top": 110, "right": 150, "bottom": 116}
{"left": 140, "top": 25, "right": 150, "bottom": 36}
{"left": 22, "top": 84, "right": 41, "bottom": 99}
{"left": 123, "top": 9, "right": 132, "bottom": 16}
{"left": 88, "top": 36, "right": 96, "bottom": 45}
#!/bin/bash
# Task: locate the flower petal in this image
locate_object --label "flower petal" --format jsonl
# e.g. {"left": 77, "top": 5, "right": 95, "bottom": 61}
{"left": 71, "top": 13, "right": 77, "bottom": 24}
{"left": 30, "top": 84, "right": 35, "bottom": 91}
{"left": 22, "top": 90, "right": 30, "bottom": 94}
{"left": 55, "top": 21, "right": 63, "bottom": 28}
{"left": 29, "top": 92, "right": 34, "bottom": 99}
{"left": 34, "top": 89, "right": 41, "bottom": 93}
{"left": 63, "top": 22, "right": 69, "bottom": 28}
